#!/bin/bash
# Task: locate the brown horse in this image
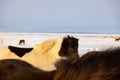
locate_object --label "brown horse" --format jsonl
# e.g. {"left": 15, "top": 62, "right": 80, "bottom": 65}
{"left": 54, "top": 47, "right": 120, "bottom": 80}
{"left": 0, "top": 59, "right": 55, "bottom": 80}
{"left": 115, "top": 37, "right": 120, "bottom": 42}
{"left": 19, "top": 39, "right": 25, "bottom": 45}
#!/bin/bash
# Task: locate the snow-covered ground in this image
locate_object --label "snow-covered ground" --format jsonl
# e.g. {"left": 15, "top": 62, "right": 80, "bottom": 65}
{"left": 0, "top": 32, "right": 120, "bottom": 56}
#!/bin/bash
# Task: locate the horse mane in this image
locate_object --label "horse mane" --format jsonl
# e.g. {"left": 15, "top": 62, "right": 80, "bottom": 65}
{"left": 91, "top": 68, "right": 120, "bottom": 80}
{"left": 35, "top": 39, "right": 56, "bottom": 53}
{"left": 54, "top": 47, "right": 120, "bottom": 80}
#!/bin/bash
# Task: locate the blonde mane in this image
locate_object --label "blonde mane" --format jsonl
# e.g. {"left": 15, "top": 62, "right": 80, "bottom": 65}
{"left": 35, "top": 39, "right": 56, "bottom": 54}
{"left": 22, "top": 38, "right": 63, "bottom": 71}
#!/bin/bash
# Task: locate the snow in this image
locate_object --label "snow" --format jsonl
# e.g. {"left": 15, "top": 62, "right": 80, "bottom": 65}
{"left": 0, "top": 32, "right": 120, "bottom": 56}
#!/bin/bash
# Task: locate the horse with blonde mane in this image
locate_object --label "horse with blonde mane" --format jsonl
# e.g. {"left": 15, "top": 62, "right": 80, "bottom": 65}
{"left": 0, "top": 36, "right": 79, "bottom": 71}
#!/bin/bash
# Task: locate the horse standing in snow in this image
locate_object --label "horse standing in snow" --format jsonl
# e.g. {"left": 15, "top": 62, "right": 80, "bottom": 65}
{"left": 0, "top": 36, "right": 79, "bottom": 71}
{"left": 19, "top": 39, "right": 25, "bottom": 45}
{"left": 115, "top": 37, "right": 120, "bottom": 42}
{"left": 0, "top": 38, "right": 3, "bottom": 44}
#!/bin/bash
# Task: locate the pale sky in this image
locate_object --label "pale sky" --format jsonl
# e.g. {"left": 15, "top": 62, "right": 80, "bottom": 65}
{"left": 0, "top": 0, "right": 120, "bottom": 33}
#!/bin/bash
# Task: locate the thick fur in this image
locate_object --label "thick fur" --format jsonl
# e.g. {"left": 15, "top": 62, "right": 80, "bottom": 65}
{"left": 54, "top": 47, "right": 120, "bottom": 80}
{"left": 0, "top": 59, "right": 55, "bottom": 80}
{"left": 0, "top": 36, "right": 79, "bottom": 71}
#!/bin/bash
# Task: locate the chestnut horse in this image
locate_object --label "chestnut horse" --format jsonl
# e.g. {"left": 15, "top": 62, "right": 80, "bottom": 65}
{"left": 0, "top": 59, "right": 55, "bottom": 80}
{"left": 115, "top": 37, "right": 120, "bottom": 42}
{"left": 19, "top": 39, "right": 25, "bottom": 45}
{"left": 0, "top": 36, "right": 79, "bottom": 71}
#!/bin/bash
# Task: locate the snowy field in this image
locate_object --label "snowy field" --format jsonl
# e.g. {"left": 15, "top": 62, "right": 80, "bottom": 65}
{"left": 0, "top": 32, "right": 120, "bottom": 56}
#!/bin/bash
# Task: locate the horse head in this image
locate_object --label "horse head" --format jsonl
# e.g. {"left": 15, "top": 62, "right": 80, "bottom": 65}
{"left": 59, "top": 35, "right": 79, "bottom": 62}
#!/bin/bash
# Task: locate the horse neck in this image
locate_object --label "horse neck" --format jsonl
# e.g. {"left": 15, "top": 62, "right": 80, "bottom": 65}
{"left": 21, "top": 38, "right": 64, "bottom": 71}
{"left": 0, "top": 46, "right": 20, "bottom": 59}
{"left": 39, "top": 38, "right": 64, "bottom": 70}
{"left": 51, "top": 38, "right": 63, "bottom": 53}
{"left": 43, "top": 38, "right": 63, "bottom": 61}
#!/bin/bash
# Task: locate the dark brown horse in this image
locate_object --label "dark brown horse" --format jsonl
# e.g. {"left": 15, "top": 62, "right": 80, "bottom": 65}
{"left": 54, "top": 47, "right": 120, "bottom": 80}
{"left": 115, "top": 37, "right": 120, "bottom": 42}
{"left": 0, "top": 59, "right": 55, "bottom": 80}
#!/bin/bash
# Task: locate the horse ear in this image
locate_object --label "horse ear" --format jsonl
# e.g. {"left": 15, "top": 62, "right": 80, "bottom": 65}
{"left": 67, "top": 35, "right": 70, "bottom": 38}
{"left": 76, "top": 38, "right": 79, "bottom": 43}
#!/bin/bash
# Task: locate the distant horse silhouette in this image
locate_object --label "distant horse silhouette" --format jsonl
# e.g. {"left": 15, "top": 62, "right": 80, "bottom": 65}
{"left": 115, "top": 37, "right": 120, "bottom": 42}
{"left": 19, "top": 39, "right": 25, "bottom": 45}
{"left": 53, "top": 47, "right": 120, "bottom": 80}
{"left": 0, "top": 38, "right": 3, "bottom": 44}
{"left": 0, "top": 59, "right": 55, "bottom": 80}
{"left": 0, "top": 36, "right": 79, "bottom": 71}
